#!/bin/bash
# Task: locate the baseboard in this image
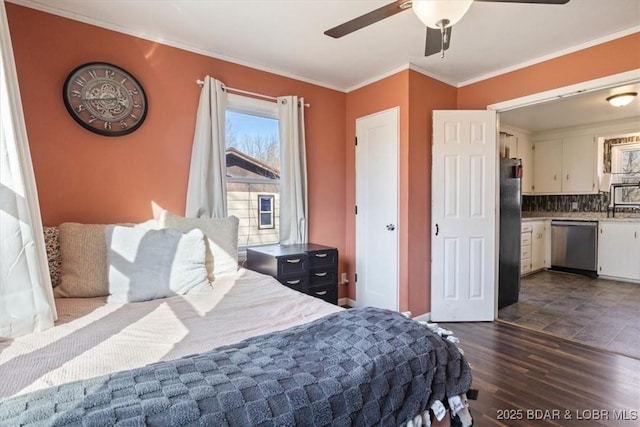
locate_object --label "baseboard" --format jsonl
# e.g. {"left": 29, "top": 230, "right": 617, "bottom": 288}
{"left": 412, "top": 312, "right": 431, "bottom": 322}
{"left": 338, "top": 298, "right": 356, "bottom": 307}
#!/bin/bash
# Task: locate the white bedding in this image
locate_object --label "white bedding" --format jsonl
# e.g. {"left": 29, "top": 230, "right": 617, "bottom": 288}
{"left": 0, "top": 268, "right": 341, "bottom": 398}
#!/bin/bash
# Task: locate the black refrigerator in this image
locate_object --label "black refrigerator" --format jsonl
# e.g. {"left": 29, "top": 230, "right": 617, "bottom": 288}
{"left": 498, "top": 158, "right": 522, "bottom": 309}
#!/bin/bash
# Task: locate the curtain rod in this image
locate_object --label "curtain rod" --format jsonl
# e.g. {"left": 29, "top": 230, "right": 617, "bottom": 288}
{"left": 196, "top": 79, "right": 309, "bottom": 107}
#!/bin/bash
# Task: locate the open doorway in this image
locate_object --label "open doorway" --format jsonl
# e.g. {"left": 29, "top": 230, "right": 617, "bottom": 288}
{"left": 491, "top": 73, "right": 640, "bottom": 359}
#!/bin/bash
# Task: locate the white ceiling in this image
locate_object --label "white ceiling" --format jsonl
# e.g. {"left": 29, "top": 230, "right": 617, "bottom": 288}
{"left": 8, "top": 0, "right": 640, "bottom": 91}
{"left": 8, "top": 0, "right": 640, "bottom": 133}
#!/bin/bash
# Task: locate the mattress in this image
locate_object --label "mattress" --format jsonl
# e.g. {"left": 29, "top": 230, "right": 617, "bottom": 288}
{"left": 0, "top": 268, "right": 341, "bottom": 399}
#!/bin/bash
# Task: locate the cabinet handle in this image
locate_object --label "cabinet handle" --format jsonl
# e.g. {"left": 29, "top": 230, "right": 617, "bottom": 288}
{"left": 314, "top": 291, "right": 328, "bottom": 296}
{"left": 314, "top": 253, "right": 328, "bottom": 258}
{"left": 554, "top": 174, "right": 557, "bottom": 181}
{"left": 566, "top": 174, "right": 569, "bottom": 180}
{"left": 314, "top": 272, "right": 328, "bottom": 277}
{"left": 286, "top": 279, "right": 301, "bottom": 285}
{"left": 286, "top": 258, "right": 301, "bottom": 264}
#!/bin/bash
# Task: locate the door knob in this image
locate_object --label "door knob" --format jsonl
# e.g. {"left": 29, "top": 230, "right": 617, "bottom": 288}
{"left": 386, "top": 224, "right": 396, "bottom": 231}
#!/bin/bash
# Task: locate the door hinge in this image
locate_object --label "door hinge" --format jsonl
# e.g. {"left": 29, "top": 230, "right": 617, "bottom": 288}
{"left": 355, "top": 273, "right": 358, "bottom": 283}
{"left": 355, "top": 205, "right": 358, "bottom": 215}
{"left": 355, "top": 136, "right": 358, "bottom": 146}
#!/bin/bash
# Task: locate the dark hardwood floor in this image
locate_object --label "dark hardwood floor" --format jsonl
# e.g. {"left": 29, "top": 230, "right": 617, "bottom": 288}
{"left": 442, "top": 321, "right": 640, "bottom": 426}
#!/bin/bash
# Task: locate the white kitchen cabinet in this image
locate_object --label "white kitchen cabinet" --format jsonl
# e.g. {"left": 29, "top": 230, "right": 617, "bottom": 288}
{"left": 533, "top": 139, "right": 562, "bottom": 193}
{"left": 499, "top": 126, "right": 534, "bottom": 194}
{"left": 531, "top": 220, "right": 549, "bottom": 271}
{"left": 533, "top": 135, "right": 597, "bottom": 194}
{"left": 518, "top": 135, "right": 535, "bottom": 195}
{"left": 521, "top": 222, "right": 532, "bottom": 275}
{"left": 598, "top": 221, "right": 640, "bottom": 281}
{"left": 561, "top": 135, "right": 597, "bottom": 193}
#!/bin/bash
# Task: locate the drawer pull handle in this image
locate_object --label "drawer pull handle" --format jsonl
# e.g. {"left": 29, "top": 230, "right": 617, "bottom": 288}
{"left": 315, "top": 291, "right": 328, "bottom": 296}
{"left": 286, "top": 258, "right": 301, "bottom": 264}
{"left": 315, "top": 253, "right": 328, "bottom": 258}
{"left": 314, "top": 272, "right": 328, "bottom": 277}
{"left": 286, "top": 279, "right": 301, "bottom": 285}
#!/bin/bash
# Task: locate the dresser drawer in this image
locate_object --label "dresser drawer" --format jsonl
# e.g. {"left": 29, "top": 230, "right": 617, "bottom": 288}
{"left": 277, "top": 254, "right": 308, "bottom": 277}
{"left": 308, "top": 249, "right": 338, "bottom": 269}
{"left": 521, "top": 260, "right": 532, "bottom": 274}
{"left": 521, "top": 245, "right": 531, "bottom": 260}
{"left": 521, "top": 232, "right": 532, "bottom": 246}
{"left": 279, "top": 276, "right": 309, "bottom": 293}
{"left": 309, "top": 269, "right": 337, "bottom": 287}
{"left": 308, "top": 284, "right": 338, "bottom": 305}
{"left": 522, "top": 223, "right": 533, "bottom": 233}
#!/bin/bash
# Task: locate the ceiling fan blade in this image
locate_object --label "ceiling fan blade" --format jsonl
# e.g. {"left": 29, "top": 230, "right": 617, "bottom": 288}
{"left": 475, "top": 0, "right": 570, "bottom": 4}
{"left": 425, "top": 27, "right": 451, "bottom": 57}
{"left": 324, "top": 0, "right": 412, "bottom": 38}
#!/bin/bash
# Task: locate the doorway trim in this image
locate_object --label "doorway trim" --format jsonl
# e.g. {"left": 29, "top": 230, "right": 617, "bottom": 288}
{"left": 487, "top": 69, "right": 640, "bottom": 113}
{"left": 487, "top": 68, "right": 640, "bottom": 320}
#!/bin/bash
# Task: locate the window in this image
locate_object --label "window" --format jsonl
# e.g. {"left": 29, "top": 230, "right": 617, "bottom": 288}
{"left": 611, "top": 142, "right": 640, "bottom": 204}
{"left": 258, "top": 195, "right": 274, "bottom": 229}
{"left": 225, "top": 94, "right": 280, "bottom": 247}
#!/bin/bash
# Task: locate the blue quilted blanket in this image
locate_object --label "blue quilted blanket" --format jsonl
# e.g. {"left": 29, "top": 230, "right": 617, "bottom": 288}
{"left": 0, "top": 307, "right": 471, "bottom": 426}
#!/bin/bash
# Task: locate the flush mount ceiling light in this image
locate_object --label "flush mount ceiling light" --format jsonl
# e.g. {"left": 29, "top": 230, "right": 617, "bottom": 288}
{"left": 606, "top": 92, "right": 637, "bottom": 107}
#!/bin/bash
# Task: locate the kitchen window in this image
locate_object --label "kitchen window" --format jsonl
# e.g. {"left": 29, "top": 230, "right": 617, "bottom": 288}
{"left": 225, "top": 94, "right": 280, "bottom": 247}
{"left": 611, "top": 142, "right": 640, "bottom": 204}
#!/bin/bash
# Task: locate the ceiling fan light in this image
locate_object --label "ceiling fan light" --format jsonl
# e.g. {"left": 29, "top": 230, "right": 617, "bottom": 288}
{"left": 412, "top": 0, "right": 474, "bottom": 29}
{"left": 606, "top": 92, "right": 637, "bottom": 107}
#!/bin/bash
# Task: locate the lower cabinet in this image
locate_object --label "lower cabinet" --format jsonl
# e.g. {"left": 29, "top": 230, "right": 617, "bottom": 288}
{"left": 521, "top": 220, "right": 550, "bottom": 276}
{"left": 246, "top": 243, "right": 339, "bottom": 304}
{"left": 598, "top": 222, "right": 640, "bottom": 281}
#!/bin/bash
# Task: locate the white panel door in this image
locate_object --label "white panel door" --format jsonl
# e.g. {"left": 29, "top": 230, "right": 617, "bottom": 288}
{"left": 355, "top": 107, "right": 399, "bottom": 310}
{"left": 431, "top": 110, "right": 497, "bottom": 321}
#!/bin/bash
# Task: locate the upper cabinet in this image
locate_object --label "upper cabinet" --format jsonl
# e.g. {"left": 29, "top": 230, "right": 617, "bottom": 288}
{"left": 532, "top": 135, "right": 597, "bottom": 194}
{"left": 500, "top": 126, "right": 534, "bottom": 195}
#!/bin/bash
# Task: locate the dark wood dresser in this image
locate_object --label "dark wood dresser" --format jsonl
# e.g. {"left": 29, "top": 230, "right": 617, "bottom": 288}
{"left": 246, "top": 243, "right": 338, "bottom": 305}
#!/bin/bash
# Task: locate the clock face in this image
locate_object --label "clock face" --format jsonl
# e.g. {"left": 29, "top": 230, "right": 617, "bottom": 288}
{"left": 62, "top": 62, "right": 147, "bottom": 136}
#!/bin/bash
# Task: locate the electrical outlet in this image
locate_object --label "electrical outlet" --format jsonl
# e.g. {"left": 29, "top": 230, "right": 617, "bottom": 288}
{"left": 340, "top": 273, "right": 349, "bottom": 284}
{"left": 571, "top": 201, "right": 579, "bottom": 210}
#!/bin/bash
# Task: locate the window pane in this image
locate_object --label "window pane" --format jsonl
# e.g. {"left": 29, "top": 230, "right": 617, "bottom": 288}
{"left": 260, "top": 196, "right": 272, "bottom": 212}
{"left": 226, "top": 111, "right": 280, "bottom": 179}
{"left": 260, "top": 213, "right": 273, "bottom": 226}
{"left": 225, "top": 106, "right": 280, "bottom": 246}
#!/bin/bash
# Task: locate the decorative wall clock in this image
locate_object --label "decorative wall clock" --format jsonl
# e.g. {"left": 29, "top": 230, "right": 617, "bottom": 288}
{"left": 62, "top": 62, "right": 147, "bottom": 136}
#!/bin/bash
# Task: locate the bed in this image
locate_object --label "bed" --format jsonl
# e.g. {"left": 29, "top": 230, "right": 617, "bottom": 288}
{"left": 0, "top": 218, "right": 474, "bottom": 426}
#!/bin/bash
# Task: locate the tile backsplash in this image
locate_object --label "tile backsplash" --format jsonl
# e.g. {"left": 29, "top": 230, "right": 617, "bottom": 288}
{"left": 523, "top": 193, "right": 624, "bottom": 213}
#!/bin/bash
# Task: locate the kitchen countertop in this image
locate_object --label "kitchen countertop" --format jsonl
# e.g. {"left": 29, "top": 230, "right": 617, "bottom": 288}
{"left": 522, "top": 212, "right": 640, "bottom": 222}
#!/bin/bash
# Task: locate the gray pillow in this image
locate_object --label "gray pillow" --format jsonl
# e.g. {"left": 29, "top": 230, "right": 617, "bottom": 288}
{"left": 105, "top": 226, "right": 211, "bottom": 303}
{"left": 159, "top": 211, "right": 239, "bottom": 279}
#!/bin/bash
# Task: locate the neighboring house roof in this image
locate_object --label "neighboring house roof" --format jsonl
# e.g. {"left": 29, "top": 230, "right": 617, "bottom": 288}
{"left": 226, "top": 147, "right": 279, "bottom": 180}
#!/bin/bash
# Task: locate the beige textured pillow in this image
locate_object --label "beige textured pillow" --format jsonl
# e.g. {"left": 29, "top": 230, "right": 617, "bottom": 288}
{"left": 159, "top": 211, "right": 239, "bottom": 279}
{"left": 54, "top": 223, "right": 109, "bottom": 298}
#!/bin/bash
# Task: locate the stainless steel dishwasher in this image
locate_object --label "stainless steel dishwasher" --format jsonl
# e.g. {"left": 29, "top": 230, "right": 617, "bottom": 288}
{"left": 551, "top": 220, "right": 598, "bottom": 275}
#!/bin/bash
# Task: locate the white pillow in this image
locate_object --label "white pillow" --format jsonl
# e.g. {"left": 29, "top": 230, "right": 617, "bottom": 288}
{"left": 159, "top": 211, "right": 239, "bottom": 279}
{"left": 105, "top": 225, "right": 211, "bottom": 303}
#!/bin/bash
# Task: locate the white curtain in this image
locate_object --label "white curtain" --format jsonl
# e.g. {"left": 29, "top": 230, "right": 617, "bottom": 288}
{"left": 1, "top": 1, "right": 57, "bottom": 339}
{"left": 278, "top": 96, "right": 308, "bottom": 244}
{"left": 186, "top": 76, "right": 228, "bottom": 218}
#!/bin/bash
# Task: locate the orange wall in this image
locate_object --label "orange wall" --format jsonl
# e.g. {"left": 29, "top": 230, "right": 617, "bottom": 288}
{"left": 458, "top": 33, "right": 640, "bottom": 109}
{"left": 344, "top": 70, "right": 457, "bottom": 314}
{"left": 344, "top": 71, "right": 410, "bottom": 305}
{"left": 407, "top": 71, "right": 456, "bottom": 315}
{"left": 6, "top": 3, "right": 348, "bottom": 296}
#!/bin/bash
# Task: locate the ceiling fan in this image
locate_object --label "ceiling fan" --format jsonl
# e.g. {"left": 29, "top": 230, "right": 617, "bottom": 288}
{"left": 324, "top": 0, "right": 570, "bottom": 58}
